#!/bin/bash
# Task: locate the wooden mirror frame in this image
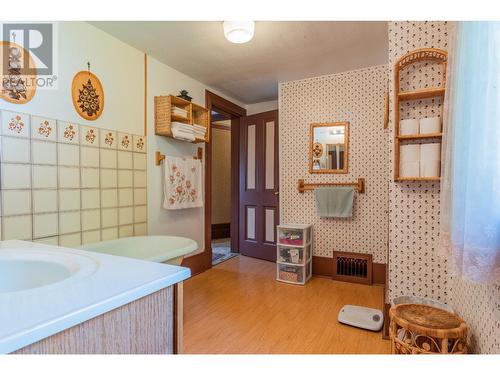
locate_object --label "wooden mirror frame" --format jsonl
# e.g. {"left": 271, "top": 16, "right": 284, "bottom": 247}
{"left": 309, "top": 122, "right": 349, "bottom": 174}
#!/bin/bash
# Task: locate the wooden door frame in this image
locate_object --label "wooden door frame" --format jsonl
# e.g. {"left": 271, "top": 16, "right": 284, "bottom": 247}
{"left": 181, "top": 90, "right": 246, "bottom": 276}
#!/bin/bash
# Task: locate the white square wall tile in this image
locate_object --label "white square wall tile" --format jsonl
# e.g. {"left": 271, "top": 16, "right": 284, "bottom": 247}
{"left": 118, "top": 188, "right": 133, "bottom": 207}
{"left": 102, "top": 208, "right": 118, "bottom": 228}
{"left": 2, "top": 137, "right": 30, "bottom": 163}
{"left": 118, "top": 170, "right": 133, "bottom": 188}
{"left": 100, "top": 129, "right": 117, "bottom": 149}
{"left": 134, "top": 223, "right": 148, "bottom": 236}
{"left": 58, "top": 143, "right": 79, "bottom": 167}
{"left": 133, "top": 170, "right": 147, "bottom": 188}
{"left": 133, "top": 153, "right": 147, "bottom": 170}
{"left": 58, "top": 167, "right": 80, "bottom": 189}
{"left": 100, "top": 149, "right": 117, "bottom": 169}
{"left": 134, "top": 206, "right": 147, "bottom": 223}
{"left": 59, "top": 211, "right": 81, "bottom": 234}
{"left": 32, "top": 165, "right": 57, "bottom": 189}
{"left": 3, "top": 215, "right": 32, "bottom": 240}
{"left": 119, "top": 224, "right": 134, "bottom": 238}
{"left": 118, "top": 133, "right": 132, "bottom": 151}
{"left": 101, "top": 227, "right": 118, "bottom": 241}
{"left": 101, "top": 169, "right": 117, "bottom": 188}
{"left": 82, "top": 230, "right": 100, "bottom": 245}
{"left": 81, "top": 168, "right": 100, "bottom": 188}
{"left": 32, "top": 140, "right": 57, "bottom": 165}
{"left": 33, "top": 190, "right": 57, "bottom": 213}
{"left": 117, "top": 151, "right": 133, "bottom": 169}
{"left": 33, "top": 213, "right": 58, "bottom": 238}
{"left": 31, "top": 116, "right": 57, "bottom": 141}
{"left": 133, "top": 135, "right": 146, "bottom": 153}
{"left": 1, "top": 164, "right": 31, "bottom": 189}
{"left": 118, "top": 207, "right": 134, "bottom": 225}
{"left": 80, "top": 126, "right": 99, "bottom": 147}
{"left": 57, "top": 121, "right": 79, "bottom": 144}
{"left": 134, "top": 188, "right": 147, "bottom": 205}
{"left": 59, "top": 233, "right": 81, "bottom": 247}
{"left": 81, "top": 209, "right": 101, "bottom": 231}
{"left": 81, "top": 189, "right": 100, "bottom": 210}
{"left": 34, "top": 236, "right": 59, "bottom": 246}
{"left": 80, "top": 146, "right": 99, "bottom": 167}
{"left": 59, "top": 189, "right": 80, "bottom": 211}
{"left": 1, "top": 111, "right": 30, "bottom": 138}
{"left": 2, "top": 190, "right": 31, "bottom": 216}
{"left": 101, "top": 189, "right": 118, "bottom": 208}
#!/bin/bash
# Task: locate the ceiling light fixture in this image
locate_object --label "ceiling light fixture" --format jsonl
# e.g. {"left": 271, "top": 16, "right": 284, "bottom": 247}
{"left": 223, "top": 21, "right": 255, "bottom": 44}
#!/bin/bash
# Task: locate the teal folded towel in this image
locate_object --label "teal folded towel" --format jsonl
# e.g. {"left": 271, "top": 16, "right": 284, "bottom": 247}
{"left": 314, "top": 186, "right": 354, "bottom": 218}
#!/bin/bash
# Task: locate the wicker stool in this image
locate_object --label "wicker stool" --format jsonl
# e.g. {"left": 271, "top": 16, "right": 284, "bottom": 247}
{"left": 389, "top": 303, "right": 468, "bottom": 354}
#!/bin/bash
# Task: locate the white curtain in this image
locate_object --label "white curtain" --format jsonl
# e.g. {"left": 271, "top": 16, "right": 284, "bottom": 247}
{"left": 440, "top": 22, "right": 500, "bottom": 284}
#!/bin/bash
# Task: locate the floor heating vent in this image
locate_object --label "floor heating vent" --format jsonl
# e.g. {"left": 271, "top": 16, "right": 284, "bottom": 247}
{"left": 332, "top": 251, "right": 373, "bottom": 285}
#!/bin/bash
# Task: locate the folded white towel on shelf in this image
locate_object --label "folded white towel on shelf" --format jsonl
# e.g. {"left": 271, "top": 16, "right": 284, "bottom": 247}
{"left": 172, "top": 107, "right": 188, "bottom": 117}
{"left": 193, "top": 124, "right": 206, "bottom": 131}
{"left": 172, "top": 127, "right": 195, "bottom": 142}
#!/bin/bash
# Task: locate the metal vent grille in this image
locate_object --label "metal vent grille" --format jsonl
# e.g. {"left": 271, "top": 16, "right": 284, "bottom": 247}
{"left": 332, "top": 251, "right": 373, "bottom": 285}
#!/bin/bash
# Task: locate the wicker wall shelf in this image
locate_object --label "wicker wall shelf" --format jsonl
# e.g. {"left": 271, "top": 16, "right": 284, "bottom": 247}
{"left": 397, "top": 87, "right": 445, "bottom": 101}
{"left": 393, "top": 48, "right": 448, "bottom": 182}
{"left": 154, "top": 95, "right": 210, "bottom": 143}
{"left": 397, "top": 133, "right": 442, "bottom": 141}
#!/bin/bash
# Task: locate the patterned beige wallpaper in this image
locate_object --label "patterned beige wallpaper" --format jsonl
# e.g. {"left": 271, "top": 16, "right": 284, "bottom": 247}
{"left": 387, "top": 21, "right": 499, "bottom": 354}
{"left": 279, "top": 65, "right": 389, "bottom": 263}
{"left": 387, "top": 21, "right": 451, "bottom": 303}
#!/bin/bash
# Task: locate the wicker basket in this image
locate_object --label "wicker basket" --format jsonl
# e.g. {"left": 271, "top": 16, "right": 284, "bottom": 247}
{"left": 389, "top": 303, "right": 468, "bottom": 354}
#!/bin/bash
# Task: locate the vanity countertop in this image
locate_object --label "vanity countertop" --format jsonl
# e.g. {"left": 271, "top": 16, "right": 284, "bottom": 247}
{"left": 0, "top": 240, "right": 191, "bottom": 354}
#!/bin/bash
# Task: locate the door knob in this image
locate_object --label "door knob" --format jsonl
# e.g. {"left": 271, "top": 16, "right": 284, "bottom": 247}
{"left": 274, "top": 191, "right": 280, "bottom": 196}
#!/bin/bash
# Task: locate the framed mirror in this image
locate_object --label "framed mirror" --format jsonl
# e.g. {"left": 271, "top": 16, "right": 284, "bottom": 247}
{"left": 309, "top": 122, "right": 349, "bottom": 174}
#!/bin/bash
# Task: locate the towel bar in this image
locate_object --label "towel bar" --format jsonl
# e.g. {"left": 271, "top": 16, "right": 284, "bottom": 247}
{"left": 155, "top": 147, "right": 203, "bottom": 166}
{"left": 298, "top": 178, "right": 365, "bottom": 194}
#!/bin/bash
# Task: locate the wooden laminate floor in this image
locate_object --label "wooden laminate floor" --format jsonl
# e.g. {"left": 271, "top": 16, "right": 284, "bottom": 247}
{"left": 183, "top": 255, "right": 390, "bottom": 354}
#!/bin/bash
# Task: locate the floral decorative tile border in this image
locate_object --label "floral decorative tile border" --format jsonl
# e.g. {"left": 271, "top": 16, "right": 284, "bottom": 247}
{"left": 57, "top": 121, "right": 79, "bottom": 144}
{"left": 100, "top": 129, "right": 117, "bottom": 149}
{"left": 1, "top": 110, "right": 30, "bottom": 138}
{"left": 133, "top": 135, "right": 146, "bottom": 153}
{"left": 80, "top": 125, "right": 99, "bottom": 147}
{"left": 118, "top": 132, "right": 132, "bottom": 151}
{"left": 32, "top": 116, "right": 57, "bottom": 142}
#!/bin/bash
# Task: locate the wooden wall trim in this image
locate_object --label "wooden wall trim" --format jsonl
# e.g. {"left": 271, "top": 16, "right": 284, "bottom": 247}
{"left": 144, "top": 53, "right": 147, "bottom": 136}
{"left": 194, "top": 90, "right": 247, "bottom": 277}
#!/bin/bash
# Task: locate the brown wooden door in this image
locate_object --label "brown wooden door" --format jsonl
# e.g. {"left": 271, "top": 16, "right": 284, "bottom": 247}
{"left": 239, "top": 110, "right": 279, "bottom": 261}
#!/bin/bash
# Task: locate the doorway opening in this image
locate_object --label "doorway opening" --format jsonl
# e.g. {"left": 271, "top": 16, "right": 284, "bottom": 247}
{"left": 210, "top": 110, "right": 238, "bottom": 265}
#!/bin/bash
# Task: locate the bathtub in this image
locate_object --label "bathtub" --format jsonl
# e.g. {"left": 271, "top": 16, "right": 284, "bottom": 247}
{"left": 78, "top": 236, "right": 198, "bottom": 265}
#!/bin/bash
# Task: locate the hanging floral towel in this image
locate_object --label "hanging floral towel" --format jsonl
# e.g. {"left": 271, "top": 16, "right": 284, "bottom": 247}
{"left": 163, "top": 156, "right": 203, "bottom": 210}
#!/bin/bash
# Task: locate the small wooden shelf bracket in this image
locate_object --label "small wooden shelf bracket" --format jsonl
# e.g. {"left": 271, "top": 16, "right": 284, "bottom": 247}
{"left": 155, "top": 147, "right": 203, "bottom": 166}
{"left": 298, "top": 178, "right": 365, "bottom": 194}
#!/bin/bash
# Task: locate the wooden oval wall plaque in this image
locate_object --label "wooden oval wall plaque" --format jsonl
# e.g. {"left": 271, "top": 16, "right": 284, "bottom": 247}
{"left": 72, "top": 70, "right": 104, "bottom": 121}
{"left": 0, "top": 41, "right": 37, "bottom": 104}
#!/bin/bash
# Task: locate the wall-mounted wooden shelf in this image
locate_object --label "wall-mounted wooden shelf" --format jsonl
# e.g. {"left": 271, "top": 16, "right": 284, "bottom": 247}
{"left": 397, "top": 133, "right": 442, "bottom": 141}
{"left": 398, "top": 87, "right": 445, "bottom": 101}
{"left": 395, "top": 177, "right": 441, "bottom": 182}
{"left": 393, "top": 48, "right": 448, "bottom": 182}
{"left": 154, "top": 95, "right": 210, "bottom": 143}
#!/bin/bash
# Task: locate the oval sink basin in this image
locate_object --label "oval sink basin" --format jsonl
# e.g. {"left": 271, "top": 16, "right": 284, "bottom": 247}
{"left": 0, "top": 260, "right": 73, "bottom": 293}
{"left": 0, "top": 249, "right": 98, "bottom": 294}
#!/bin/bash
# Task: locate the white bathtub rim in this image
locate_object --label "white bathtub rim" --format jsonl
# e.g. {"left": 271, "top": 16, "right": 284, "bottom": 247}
{"left": 78, "top": 235, "right": 198, "bottom": 263}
